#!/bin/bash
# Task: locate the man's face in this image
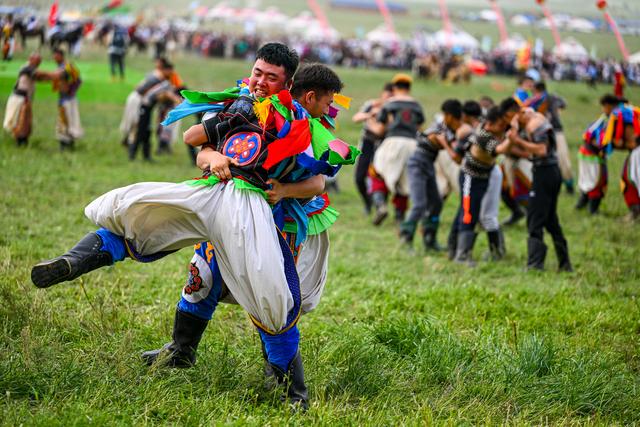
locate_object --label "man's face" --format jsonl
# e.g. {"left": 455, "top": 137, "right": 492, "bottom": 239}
{"left": 160, "top": 67, "right": 174, "bottom": 80}
{"left": 443, "top": 112, "right": 455, "bottom": 128}
{"left": 486, "top": 118, "right": 506, "bottom": 135}
{"left": 29, "top": 54, "right": 41, "bottom": 67}
{"left": 301, "top": 90, "right": 334, "bottom": 119}
{"left": 502, "top": 109, "right": 518, "bottom": 124}
{"left": 53, "top": 52, "right": 63, "bottom": 64}
{"left": 601, "top": 104, "right": 614, "bottom": 115}
{"left": 521, "top": 78, "right": 534, "bottom": 92}
{"left": 249, "top": 59, "right": 289, "bottom": 98}
{"left": 381, "top": 89, "right": 393, "bottom": 101}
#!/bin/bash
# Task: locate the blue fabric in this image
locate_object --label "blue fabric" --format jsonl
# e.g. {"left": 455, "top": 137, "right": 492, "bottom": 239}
{"left": 177, "top": 242, "right": 223, "bottom": 321}
{"left": 161, "top": 101, "right": 225, "bottom": 126}
{"left": 96, "top": 228, "right": 126, "bottom": 262}
{"left": 280, "top": 199, "right": 308, "bottom": 246}
{"left": 259, "top": 325, "right": 300, "bottom": 372}
{"left": 514, "top": 88, "right": 530, "bottom": 104}
{"left": 295, "top": 152, "right": 342, "bottom": 178}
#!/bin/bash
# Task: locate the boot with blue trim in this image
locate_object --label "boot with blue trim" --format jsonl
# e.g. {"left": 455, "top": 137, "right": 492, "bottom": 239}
{"left": 31, "top": 232, "right": 113, "bottom": 288}
{"left": 269, "top": 350, "right": 309, "bottom": 411}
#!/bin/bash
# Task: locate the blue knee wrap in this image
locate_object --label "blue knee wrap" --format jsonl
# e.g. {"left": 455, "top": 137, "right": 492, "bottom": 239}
{"left": 177, "top": 242, "right": 223, "bottom": 321}
{"left": 259, "top": 325, "right": 300, "bottom": 372}
{"left": 95, "top": 228, "right": 126, "bottom": 262}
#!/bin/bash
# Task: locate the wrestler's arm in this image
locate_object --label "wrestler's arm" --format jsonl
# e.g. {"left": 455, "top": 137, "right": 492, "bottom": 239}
{"left": 509, "top": 132, "right": 546, "bottom": 157}
{"left": 266, "top": 175, "right": 326, "bottom": 205}
{"left": 183, "top": 123, "right": 208, "bottom": 146}
{"left": 495, "top": 137, "right": 513, "bottom": 155}
{"left": 196, "top": 146, "right": 238, "bottom": 181}
{"left": 438, "top": 134, "right": 462, "bottom": 164}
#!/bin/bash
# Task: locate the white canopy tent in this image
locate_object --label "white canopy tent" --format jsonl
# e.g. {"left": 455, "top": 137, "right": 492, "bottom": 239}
{"left": 553, "top": 37, "right": 589, "bottom": 61}
{"left": 628, "top": 51, "right": 640, "bottom": 65}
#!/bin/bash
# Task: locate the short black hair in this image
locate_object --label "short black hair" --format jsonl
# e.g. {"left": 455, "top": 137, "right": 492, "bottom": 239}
{"left": 383, "top": 82, "right": 394, "bottom": 92}
{"left": 599, "top": 94, "right": 621, "bottom": 106}
{"left": 157, "top": 57, "right": 174, "bottom": 70}
{"left": 290, "top": 63, "right": 343, "bottom": 98}
{"left": 255, "top": 43, "right": 299, "bottom": 81}
{"left": 393, "top": 81, "right": 411, "bottom": 91}
{"left": 485, "top": 106, "right": 503, "bottom": 124}
{"left": 52, "top": 47, "right": 65, "bottom": 57}
{"left": 480, "top": 96, "right": 494, "bottom": 105}
{"left": 462, "top": 100, "right": 482, "bottom": 118}
{"left": 534, "top": 82, "right": 547, "bottom": 92}
{"left": 500, "top": 97, "right": 521, "bottom": 114}
{"left": 518, "top": 74, "right": 534, "bottom": 85}
{"left": 441, "top": 99, "right": 462, "bottom": 119}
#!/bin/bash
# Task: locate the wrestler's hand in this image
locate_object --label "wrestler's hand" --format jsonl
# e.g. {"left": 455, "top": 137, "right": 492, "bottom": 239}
{"left": 197, "top": 148, "right": 239, "bottom": 180}
{"left": 265, "top": 179, "right": 288, "bottom": 205}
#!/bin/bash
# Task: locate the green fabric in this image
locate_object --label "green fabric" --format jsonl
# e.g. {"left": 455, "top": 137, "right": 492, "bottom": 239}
{"left": 578, "top": 152, "right": 604, "bottom": 163}
{"left": 181, "top": 87, "right": 241, "bottom": 104}
{"left": 269, "top": 96, "right": 293, "bottom": 121}
{"left": 183, "top": 176, "right": 268, "bottom": 199}
{"left": 328, "top": 145, "right": 360, "bottom": 166}
{"left": 283, "top": 205, "right": 340, "bottom": 235}
{"left": 309, "top": 119, "right": 332, "bottom": 159}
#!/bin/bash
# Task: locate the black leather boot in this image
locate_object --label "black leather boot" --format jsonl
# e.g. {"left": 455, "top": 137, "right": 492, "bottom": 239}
{"left": 526, "top": 237, "right": 547, "bottom": 271}
{"left": 447, "top": 226, "right": 458, "bottom": 260}
{"left": 487, "top": 229, "right": 506, "bottom": 261}
{"left": 421, "top": 218, "right": 441, "bottom": 251}
{"left": 502, "top": 191, "right": 525, "bottom": 226}
{"left": 575, "top": 192, "right": 588, "bottom": 210}
{"left": 269, "top": 350, "right": 309, "bottom": 411}
{"left": 588, "top": 198, "right": 601, "bottom": 215}
{"left": 454, "top": 231, "right": 477, "bottom": 266}
{"left": 371, "top": 192, "right": 388, "bottom": 226}
{"left": 141, "top": 309, "right": 208, "bottom": 368}
{"left": 553, "top": 237, "right": 573, "bottom": 272}
{"left": 31, "top": 232, "right": 114, "bottom": 288}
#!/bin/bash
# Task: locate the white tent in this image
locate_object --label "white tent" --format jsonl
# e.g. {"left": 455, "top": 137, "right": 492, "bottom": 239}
{"left": 365, "top": 26, "right": 401, "bottom": 45}
{"left": 510, "top": 14, "right": 533, "bottom": 27}
{"left": 566, "top": 18, "right": 596, "bottom": 33}
{"left": 496, "top": 34, "right": 528, "bottom": 52}
{"left": 478, "top": 9, "right": 498, "bottom": 22}
{"left": 628, "top": 51, "right": 640, "bottom": 65}
{"left": 431, "top": 29, "right": 479, "bottom": 50}
{"left": 553, "top": 37, "right": 589, "bottom": 61}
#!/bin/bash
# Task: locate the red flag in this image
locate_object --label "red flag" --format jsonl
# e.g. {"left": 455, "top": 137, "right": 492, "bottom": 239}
{"left": 48, "top": 0, "right": 59, "bottom": 28}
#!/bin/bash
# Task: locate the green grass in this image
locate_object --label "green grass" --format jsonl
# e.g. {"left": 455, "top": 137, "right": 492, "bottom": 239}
{"left": 1, "top": 48, "right": 640, "bottom": 425}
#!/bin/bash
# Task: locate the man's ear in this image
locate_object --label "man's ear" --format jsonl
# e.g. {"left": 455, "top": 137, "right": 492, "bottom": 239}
{"left": 305, "top": 90, "right": 316, "bottom": 106}
{"left": 285, "top": 78, "right": 293, "bottom": 90}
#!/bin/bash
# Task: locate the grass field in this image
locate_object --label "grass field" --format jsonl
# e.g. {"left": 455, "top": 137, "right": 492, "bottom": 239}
{"left": 1, "top": 47, "right": 640, "bottom": 425}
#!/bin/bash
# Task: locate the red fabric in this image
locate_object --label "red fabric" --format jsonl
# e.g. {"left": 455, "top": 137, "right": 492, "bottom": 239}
{"left": 277, "top": 90, "right": 293, "bottom": 111}
{"left": 587, "top": 164, "right": 608, "bottom": 200}
{"left": 262, "top": 118, "right": 311, "bottom": 170}
{"left": 392, "top": 195, "right": 408, "bottom": 212}
{"left": 274, "top": 111, "right": 287, "bottom": 133}
{"left": 368, "top": 167, "right": 388, "bottom": 194}
{"left": 614, "top": 71, "right": 624, "bottom": 98}
{"left": 615, "top": 112, "right": 624, "bottom": 142}
{"left": 48, "top": 1, "right": 59, "bottom": 27}
{"left": 622, "top": 157, "right": 640, "bottom": 208}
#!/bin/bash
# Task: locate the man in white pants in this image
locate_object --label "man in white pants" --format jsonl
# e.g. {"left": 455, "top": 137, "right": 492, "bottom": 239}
{"left": 30, "top": 44, "right": 356, "bottom": 410}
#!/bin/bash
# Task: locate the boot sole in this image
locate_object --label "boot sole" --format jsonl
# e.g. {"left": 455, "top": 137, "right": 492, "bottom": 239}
{"left": 372, "top": 211, "right": 388, "bottom": 226}
{"left": 31, "top": 258, "right": 72, "bottom": 288}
